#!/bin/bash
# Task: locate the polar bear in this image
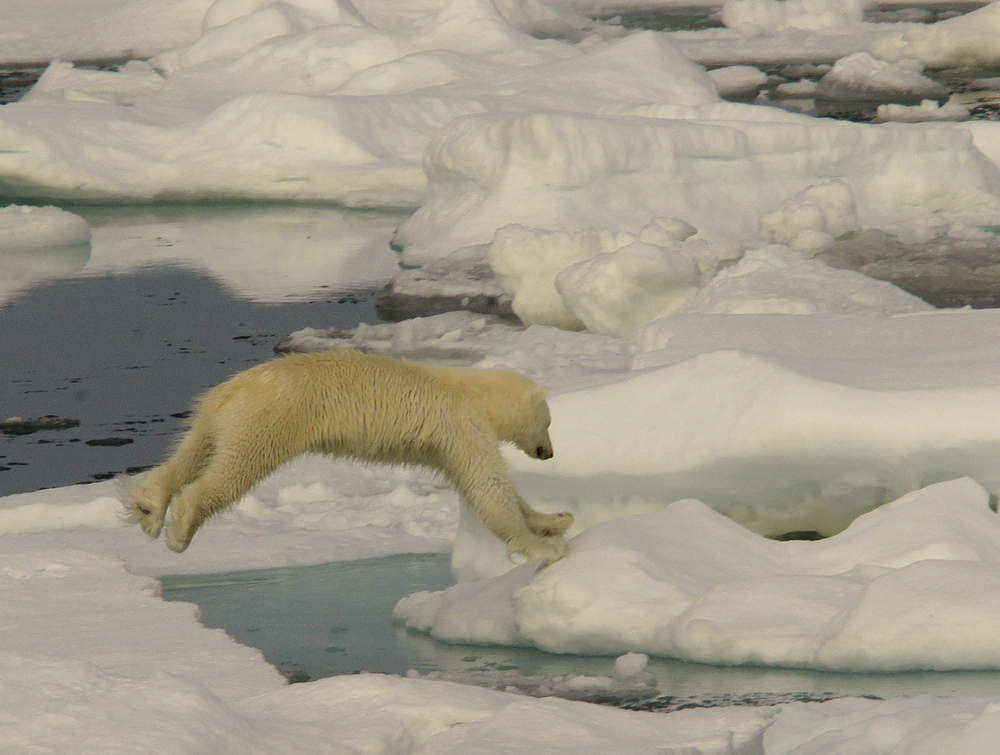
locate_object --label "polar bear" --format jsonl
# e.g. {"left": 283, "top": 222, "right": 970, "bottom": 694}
{"left": 124, "top": 349, "right": 572, "bottom": 564}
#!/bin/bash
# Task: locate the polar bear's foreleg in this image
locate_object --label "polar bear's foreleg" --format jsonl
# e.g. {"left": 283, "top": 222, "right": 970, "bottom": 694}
{"left": 517, "top": 499, "right": 573, "bottom": 538}
{"left": 444, "top": 440, "right": 569, "bottom": 565}
{"left": 466, "top": 483, "right": 568, "bottom": 564}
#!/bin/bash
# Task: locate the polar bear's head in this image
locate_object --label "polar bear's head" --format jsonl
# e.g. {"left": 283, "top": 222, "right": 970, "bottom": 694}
{"left": 486, "top": 373, "right": 553, "bottom": 461}
{"left": 510, "top": 385, "right": 553, "bottom": 460}
{"left": 434, "top": 364, "right": 554, "bottom": 461}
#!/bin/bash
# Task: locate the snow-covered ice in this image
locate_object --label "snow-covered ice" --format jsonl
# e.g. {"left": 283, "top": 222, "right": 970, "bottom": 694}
{"left": 447, "top": 308, "right": 1000, "bottom": 580}
{"left": 399, "top": 478, "right": 1000, "bottom": 671}
{"left": 873, "top": 0, "right": 1000, "bottom": 68}
{"left": 9, "top": 0, "right": 1000, "bottom": 751}
{"left": 11, "top": 305, "right": 1000, "bottom": 749}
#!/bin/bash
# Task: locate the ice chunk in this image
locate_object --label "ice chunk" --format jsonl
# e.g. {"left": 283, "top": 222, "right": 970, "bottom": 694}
{"left": 877, "top": 98, "right": 971, "bottom": 123}
{"left": 721, "top": 0, "right": 865, "bottom": 33}
{"left": 817, "top": 52, "right": 947, "bottom": 103}
{"left": 555, "top": 241, "right": 701, "bottom": 336}
{"left": 760, "top": 180, "right": 857, "bottom": 250}
{"left": 488, "top": 225, "right": 631, "bottom": 331}
{"left": 401, "top": 479, "right": 1000, "bottom": 671}
{"left": 707, "top": 65, "right": 768, "bottom": 99}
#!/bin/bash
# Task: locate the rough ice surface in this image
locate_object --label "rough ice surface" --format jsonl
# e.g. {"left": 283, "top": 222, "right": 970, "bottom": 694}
{"left": 679, "top": 245, "right": 935, "bottom": 316}
{"left": 721, "top": 0, "right": 866, "bottom": 34}
{"left": 394, "top": 108, "right": 1000, "bottom": 265}
{"left": 0, "top": 0, "right": 212, "bottom": 62}
{"left": 394, "top": 108, "right": 1000, "bottom": 330}
{"left": 9, "top": 0, "right": 1000, "bottom": 751}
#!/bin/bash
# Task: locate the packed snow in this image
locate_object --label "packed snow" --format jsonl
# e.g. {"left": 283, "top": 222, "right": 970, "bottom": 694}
{"left": 9, "top": 0, "right": 1000, "bottom": 751}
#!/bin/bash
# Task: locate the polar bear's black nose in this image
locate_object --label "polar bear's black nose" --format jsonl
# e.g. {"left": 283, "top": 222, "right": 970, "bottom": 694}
{"left": 537, "top": 446, "right": 553, "bottom": 459}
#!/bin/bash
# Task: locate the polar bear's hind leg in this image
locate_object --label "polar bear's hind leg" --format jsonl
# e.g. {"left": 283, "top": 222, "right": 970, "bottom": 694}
{"left": 124, "top": 422, "right": 215, "bottom": 539}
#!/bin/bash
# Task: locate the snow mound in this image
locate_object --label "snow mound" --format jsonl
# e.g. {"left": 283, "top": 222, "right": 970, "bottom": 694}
{"left": 277, "top": 310, "right": 632, "bottom": 378}
{"left": 399, "top": 478, "right": 1000, "bottom": 672}
{"left": 681, "top": 245, "right": 934, "bottom": 316}
{"left": 0, "top": 2, "right": 703, "bottom": 204}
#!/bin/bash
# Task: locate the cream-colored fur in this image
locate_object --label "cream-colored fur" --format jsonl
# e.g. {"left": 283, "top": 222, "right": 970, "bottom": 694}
{"left": 124, "top": 349, "right": 572, "bottom": 564}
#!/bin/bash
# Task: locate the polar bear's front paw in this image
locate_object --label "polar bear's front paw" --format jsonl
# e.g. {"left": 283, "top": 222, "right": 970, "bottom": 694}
{"left": 507, "top": 533, "right": 568, "bottom": 566}
{"left": 525, "top": 511, "right": 573, "bottom": 538}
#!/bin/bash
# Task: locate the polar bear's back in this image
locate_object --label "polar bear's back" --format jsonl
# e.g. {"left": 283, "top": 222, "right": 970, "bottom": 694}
{"left": 195, "top": 349, "right": 489, "bottom": 466}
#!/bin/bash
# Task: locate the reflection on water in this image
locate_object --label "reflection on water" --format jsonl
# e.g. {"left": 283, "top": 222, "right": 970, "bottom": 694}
{"left": 0, "top": 264, "right": 384, "bottom": 495}
{"left": 72, "top": 202, "right": 409, "bottom": 303}
{"left": 162, "top": 554, "right": 1000, "bottom": 707}
{"left": 0, "top": 242, "right": 91, "bottom": 301}
{"left": 0, "top": 202, "right": 406, "bottom": 496}
{"left": 0, "top": 202, "right": 407, "bottom": 305}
